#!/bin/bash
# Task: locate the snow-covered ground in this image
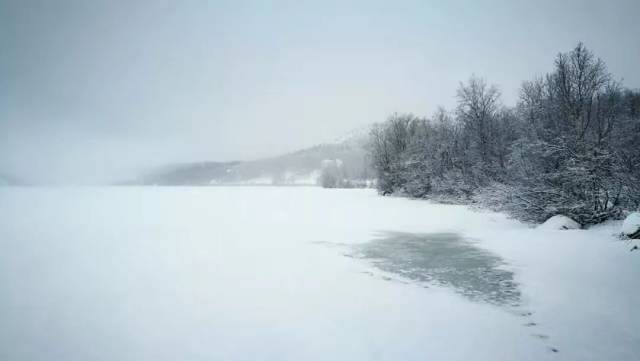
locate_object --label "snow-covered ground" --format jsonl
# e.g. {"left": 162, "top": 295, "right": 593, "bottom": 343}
{"left": 0, "top": 187, "right": 637, "bottom": 361}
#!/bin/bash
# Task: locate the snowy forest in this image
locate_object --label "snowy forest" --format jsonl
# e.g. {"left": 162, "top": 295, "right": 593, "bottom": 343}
{"left": 368, "top": 43, "right": 640, "bottom": 226}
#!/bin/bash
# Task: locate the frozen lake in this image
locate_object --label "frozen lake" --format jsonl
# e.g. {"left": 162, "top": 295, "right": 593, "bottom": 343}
{"left": 0, "top": 187, "right": 638, "bottom": 361}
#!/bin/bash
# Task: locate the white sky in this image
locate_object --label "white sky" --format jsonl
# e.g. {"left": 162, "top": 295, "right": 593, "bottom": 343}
{"left": 1, "top": 0, "right": 639, "bottom": 184}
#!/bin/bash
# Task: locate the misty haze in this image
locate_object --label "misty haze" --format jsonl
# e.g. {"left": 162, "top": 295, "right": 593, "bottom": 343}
{"left": 1, "top": 1, "right": 639, "bottom": 361}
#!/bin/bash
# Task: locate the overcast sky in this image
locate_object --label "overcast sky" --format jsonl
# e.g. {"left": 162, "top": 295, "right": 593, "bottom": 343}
{"left": 1, "top": 0, "right": 639, "bottom": 184}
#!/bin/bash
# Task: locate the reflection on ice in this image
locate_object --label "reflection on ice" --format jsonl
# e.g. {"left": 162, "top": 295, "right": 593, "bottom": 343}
{"left": 352, "top": 232, "right": 520, "bottom": 306}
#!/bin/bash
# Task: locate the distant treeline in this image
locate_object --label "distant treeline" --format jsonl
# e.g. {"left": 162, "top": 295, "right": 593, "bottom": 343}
{"left": 368, "top": 43, "right": 640, "bottom": 225}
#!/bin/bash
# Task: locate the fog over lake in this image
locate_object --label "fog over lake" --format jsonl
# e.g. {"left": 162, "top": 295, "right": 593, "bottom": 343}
{"left": 2, "top": 0, "right": 639, "bottom": 184}
{"left": 2, "top": 2, "right": 639, "bottom": 361}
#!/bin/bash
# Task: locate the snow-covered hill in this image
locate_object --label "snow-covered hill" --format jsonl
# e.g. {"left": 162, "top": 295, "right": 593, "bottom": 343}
{"left": 131, "top": 134, "right": 371, "bottom": 186}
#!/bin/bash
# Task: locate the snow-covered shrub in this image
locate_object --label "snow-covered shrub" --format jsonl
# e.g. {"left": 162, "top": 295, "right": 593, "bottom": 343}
{"left": 319, "top": 159, "right": 342, "bottom": 188}
{"left": 538, "top": 215, "right": 581, "bottom": 230}
{"left": 621, "top": 212, "right": 640, "bottom": 239}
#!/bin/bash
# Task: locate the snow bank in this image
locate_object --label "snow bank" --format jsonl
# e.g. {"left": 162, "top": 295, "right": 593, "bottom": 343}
{"left": 621, "top": 212, "right": 640, "bottom": 238}
{"left": 537, "top": 215, "right": 581, "bottom": 230}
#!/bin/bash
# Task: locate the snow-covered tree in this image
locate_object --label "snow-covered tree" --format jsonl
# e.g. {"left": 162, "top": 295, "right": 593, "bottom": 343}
{"left": 367, "top": 43, "right": 640, "bottom": 225}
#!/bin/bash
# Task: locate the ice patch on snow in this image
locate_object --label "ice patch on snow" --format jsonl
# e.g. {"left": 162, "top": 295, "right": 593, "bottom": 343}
{"left": 351, "top": 232, "right": 521, "bottom": 306}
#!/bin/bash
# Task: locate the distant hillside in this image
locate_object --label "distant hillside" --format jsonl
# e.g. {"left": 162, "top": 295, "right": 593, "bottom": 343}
{"left": 130, "top": 133, "right": 372, "bottom": 186}
{"left": 0, "top": 173, "right": 27, "bottom": 186}
{"left": 130, "top": 161, "right": 241, "bottom": 186}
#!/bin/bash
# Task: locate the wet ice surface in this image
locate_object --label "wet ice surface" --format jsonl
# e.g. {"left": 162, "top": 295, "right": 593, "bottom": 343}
{"left": 344, "top": 232, "right": 559, "bottom": 351}
{"left": 351, "top": 232, "right": 521, "bottom": 307}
